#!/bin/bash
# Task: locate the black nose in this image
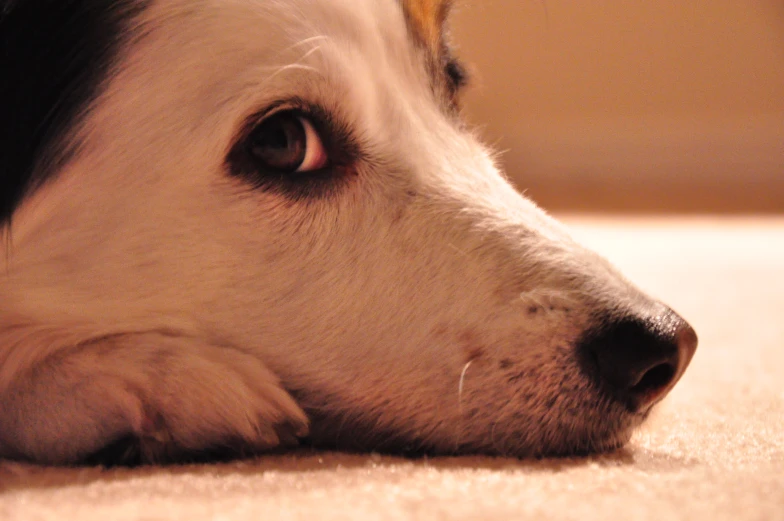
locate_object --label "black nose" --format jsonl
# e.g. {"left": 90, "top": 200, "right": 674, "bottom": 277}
{"left": 579, "top": 309, "right": 698, "bottom": 411}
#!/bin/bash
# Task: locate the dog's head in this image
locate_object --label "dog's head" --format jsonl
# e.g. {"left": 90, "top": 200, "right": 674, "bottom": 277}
{"left": 1, "top": 0, "right": 696, "bottom": 459}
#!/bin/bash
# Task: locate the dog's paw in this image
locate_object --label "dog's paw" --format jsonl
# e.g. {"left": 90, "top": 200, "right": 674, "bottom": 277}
{"left": 0, "top": 333, "right": 308, "bottom": 464}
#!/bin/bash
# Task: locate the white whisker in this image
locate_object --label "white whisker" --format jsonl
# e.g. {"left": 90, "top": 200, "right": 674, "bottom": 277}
{"left": 298, "top": 44, "right": 323, "bottom": 62}
{"left": 458, "top": 360, "right": 472, "bottom": 415}
{"left": 283, "top": 35, "right": 330, "bottom": 52}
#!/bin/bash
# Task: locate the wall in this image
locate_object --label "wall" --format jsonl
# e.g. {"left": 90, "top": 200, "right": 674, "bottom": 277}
{"left": 451, "top": 1, "right": 784, "bottom": 213}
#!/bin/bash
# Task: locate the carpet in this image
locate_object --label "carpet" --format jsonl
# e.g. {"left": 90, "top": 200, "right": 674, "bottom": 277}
{"left": 2, "top": 216, "right": 783, "bottom": 520}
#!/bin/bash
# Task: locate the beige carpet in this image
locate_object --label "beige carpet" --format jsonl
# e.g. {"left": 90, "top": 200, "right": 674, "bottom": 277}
{"left": 2, "top": 216, "right": 783, "bottom": 520}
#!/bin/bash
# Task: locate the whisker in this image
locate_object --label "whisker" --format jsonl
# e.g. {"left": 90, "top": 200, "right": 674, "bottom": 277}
{"left": 458, "top": 360, "right": 472, "bottom": 415}
{"left": 282, "top": 35, "right": 330, "bottom": 53}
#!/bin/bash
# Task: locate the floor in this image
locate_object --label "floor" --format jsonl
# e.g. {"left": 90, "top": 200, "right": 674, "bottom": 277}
{"left": 2, "top": 216, "right": 783, "bottom": 520}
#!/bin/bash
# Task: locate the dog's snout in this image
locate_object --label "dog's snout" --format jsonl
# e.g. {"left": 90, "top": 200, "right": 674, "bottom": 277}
{"left": 580, "top": 310, "right": 698, "bottom": 411}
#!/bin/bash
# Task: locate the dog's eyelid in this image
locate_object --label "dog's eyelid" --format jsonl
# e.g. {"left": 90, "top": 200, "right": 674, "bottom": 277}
{"left": 244, "top": 100, "right": 311, "bottom": 131}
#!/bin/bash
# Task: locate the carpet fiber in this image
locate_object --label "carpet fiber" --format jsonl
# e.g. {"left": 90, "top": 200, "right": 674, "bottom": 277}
{"left": 2, "top": 216, "right": 783, "bottom": 520}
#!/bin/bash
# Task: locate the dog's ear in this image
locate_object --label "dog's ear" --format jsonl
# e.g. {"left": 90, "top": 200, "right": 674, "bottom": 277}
{"left": 400, "top": 0, "right": 454, "bottom": 52}
{"left": 0, "top": 1, "right": 145, "bottom": 229}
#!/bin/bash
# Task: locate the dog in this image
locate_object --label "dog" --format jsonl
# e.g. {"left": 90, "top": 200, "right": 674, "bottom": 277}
{"left": 0, "top": 0, "right": 697, "bottom": 465}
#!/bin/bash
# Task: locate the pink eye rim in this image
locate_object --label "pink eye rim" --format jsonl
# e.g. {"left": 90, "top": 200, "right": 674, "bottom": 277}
{"left": 295, "top": 116, "right": 328, "bottom": 172}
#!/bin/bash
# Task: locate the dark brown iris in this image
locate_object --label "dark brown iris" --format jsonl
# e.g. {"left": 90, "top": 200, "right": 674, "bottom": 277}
{"left": 248, "top": 111, "right": 307, "bottom": 172}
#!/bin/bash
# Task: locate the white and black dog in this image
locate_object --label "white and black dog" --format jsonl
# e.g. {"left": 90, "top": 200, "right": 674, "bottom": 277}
{"left": 0, "top": 0, "right": 697, "bottom": 465}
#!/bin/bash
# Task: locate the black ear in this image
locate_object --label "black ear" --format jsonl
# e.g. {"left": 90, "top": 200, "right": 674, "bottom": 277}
{"left": 0, "top": 0, "right": 147, "bottom": 226}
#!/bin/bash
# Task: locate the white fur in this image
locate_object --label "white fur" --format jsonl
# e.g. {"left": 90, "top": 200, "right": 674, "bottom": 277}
{"left": 0, "top": 0, "right": 673, "bottom": 463}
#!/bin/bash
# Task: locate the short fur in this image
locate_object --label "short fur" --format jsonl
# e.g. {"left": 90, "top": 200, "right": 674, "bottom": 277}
{"left": 0, "top": 0, "right": 696, "bottom": 465}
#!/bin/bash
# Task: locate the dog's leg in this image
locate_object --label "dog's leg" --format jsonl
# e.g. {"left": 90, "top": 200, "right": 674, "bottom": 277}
{"left": 0, "top": 332, "right": 308, "bottom": 464}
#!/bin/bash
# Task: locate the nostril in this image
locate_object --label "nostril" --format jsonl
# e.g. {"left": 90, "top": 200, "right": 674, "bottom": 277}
{"left": 578, "top": 309, "right": 697, "bottom": 412}
{"left": 630, "top": 362, "right": 676, "bottom": 396}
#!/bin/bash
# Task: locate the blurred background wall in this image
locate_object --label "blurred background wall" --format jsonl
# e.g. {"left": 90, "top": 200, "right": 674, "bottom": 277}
{"left": 450, "top": 1, "right": 784, "bottom": 213}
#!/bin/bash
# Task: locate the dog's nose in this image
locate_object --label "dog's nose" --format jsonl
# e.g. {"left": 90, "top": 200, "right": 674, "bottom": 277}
{"left": 580, "top": 309, "right": 698, "bottom": 411}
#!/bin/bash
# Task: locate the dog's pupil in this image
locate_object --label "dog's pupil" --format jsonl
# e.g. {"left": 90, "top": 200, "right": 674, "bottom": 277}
{"left": 250, "top": 113, "right": 306, "bottom": 172}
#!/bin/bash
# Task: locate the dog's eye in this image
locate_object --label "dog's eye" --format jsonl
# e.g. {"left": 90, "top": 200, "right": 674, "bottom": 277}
{"left": 445, "top": 57, "right": 468, "bottom": 93}
{"left": 248, "top": 111, "right": 328, "bottom": 173}
{"left": 227, "top": 103, "right": 359, "bottom": 199}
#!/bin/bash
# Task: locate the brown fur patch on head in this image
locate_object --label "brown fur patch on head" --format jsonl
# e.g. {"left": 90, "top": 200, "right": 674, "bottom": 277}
{"left": 399, "top": 0, "right": 467, "bottom": 108}
{"left": 399, "top": 0, "right": 452, "bottom": 56}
